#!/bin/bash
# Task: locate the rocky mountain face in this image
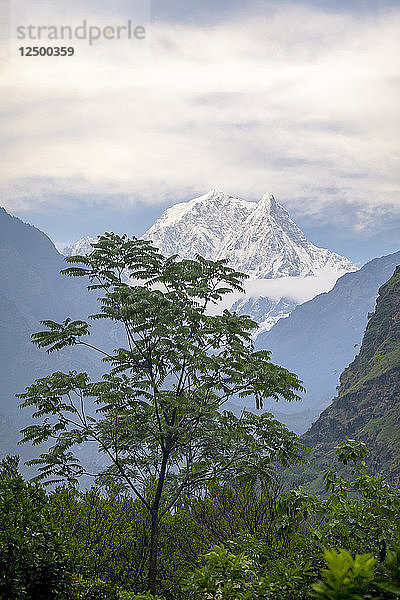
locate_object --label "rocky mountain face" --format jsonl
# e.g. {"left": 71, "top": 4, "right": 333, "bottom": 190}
{"left": 302, "top": 265, "right": 400, "bottom": 485}
{"left": 254, "top": 251, "right": 400, "bottom": 432}
{"left": 141, "top": 190, "right": 356, "bottom": 278}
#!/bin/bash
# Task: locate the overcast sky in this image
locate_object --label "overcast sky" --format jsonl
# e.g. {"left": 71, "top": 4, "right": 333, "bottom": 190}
{"left": 1, "top": 0, "right": 399, "bottom": 264}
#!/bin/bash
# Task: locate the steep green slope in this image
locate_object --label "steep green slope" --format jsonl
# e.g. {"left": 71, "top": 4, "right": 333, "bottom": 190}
{"left": 255, "top": 251, "right": 400, "bottom": 433}
{"left": 302, "top": 265, "right": 400, "bottom": 486}
{"left": 339, "top": 267, "right": 400, "bottom": 396}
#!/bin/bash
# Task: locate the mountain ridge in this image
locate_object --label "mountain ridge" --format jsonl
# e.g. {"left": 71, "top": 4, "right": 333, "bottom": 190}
{"left": 302, "top": 265, "right": 400, "bottom": 485}
{"left": 0, "top": 207, "right": 116, "bottom": 473}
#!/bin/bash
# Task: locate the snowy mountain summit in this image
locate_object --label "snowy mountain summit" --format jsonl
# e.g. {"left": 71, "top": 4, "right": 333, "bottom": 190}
{"left": 142, "top": 190, "right": 357, "bottom": 278}
{"left": 61, "top": 190, "right": 357, "bottom": 336}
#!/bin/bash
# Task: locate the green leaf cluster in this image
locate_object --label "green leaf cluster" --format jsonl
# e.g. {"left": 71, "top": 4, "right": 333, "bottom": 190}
{"left": 0, "top": 456, "right": 78, "bottom": 599}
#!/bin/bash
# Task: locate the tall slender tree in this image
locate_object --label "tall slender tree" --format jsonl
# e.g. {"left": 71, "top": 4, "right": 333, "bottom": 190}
{"left": 19, "top": 233, "right": 304, "bottom": 593}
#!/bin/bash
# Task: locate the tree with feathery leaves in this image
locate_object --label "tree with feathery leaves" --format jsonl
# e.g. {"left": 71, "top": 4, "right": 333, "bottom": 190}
{"left": 18, "top": 233, "right": 304, "bottom": 594}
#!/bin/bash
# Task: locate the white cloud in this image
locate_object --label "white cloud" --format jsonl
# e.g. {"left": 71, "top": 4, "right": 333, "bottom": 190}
{"left": 1, "top": 3, "right": 400, "bottom": 228}
{"left": 209, "top": 268, "right": 345, "bottom": 314}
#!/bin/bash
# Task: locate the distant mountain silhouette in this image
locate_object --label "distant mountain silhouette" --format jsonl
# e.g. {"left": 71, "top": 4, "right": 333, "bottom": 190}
{"left": 0, "top": 207, "right": 112, "bottom": 469}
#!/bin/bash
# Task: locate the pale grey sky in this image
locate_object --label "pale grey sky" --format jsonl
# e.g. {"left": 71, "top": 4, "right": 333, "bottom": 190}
{"left": 1, "top": 0, "right": 399, "bottom": 263}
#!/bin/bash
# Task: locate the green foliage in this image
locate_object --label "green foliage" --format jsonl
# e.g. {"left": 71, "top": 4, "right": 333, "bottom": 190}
{"left": 334, "top": 438, "right": 369, "bottom": 469}
{"left": 49, "top": 484, "right": 151, "bottom": 591}
{"left": 318, "top": 442, "right": 400, "bottom": 556}
{"left": 0, "top": 456, "right": 78, "bottom": 600}
{"left": 184, "top": 545, "right": 313, "bottom": 600}
{"left": 375, "top": 543, "right": 400, "bottom": 597}
{"left": 32, "top": 318, "right": 90, "bottom": 353}
{"left": 312, "top": 549, "right": 377, "bottom": 600}
{"left": 276, "top": 486, "right": 322, "bottom": 537}
{"left": 183, "top": 543, "right": 400, "bottom": 600}
{"left": 3, "top": 435, "right": 400, "bottom": 599}
{"left": 312, "top": 545, "right": 400, "bottom": 600}
{"left": 278, "top": 439, "right": 400, "bottom": 560}
{"left": 70, "top": 575, "right": 119, "bottom": 600}
{"left": 184, "top": 545, "right": 260, "bottom": 599}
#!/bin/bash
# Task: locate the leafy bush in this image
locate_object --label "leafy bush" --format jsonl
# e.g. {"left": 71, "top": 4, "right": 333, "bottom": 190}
{"left": 50, "top": 485, "right": 151, "bottom": 591}
{"left": 0, "top": 456, "right": 78, "bottom": 600}
{"left": 184, "top": 545, "right": 264, "bottom": 599}
{"left": 311, "top": 549, "right": 376, "bottom": 600}
{"left": 70, "top": 575, "right": 119, "bottom": 600}
{"left": 312, "top": 545, "right": 400, "bottom": 600}
{"left": 184, "top": 545, "right": 313, "bottom": 600}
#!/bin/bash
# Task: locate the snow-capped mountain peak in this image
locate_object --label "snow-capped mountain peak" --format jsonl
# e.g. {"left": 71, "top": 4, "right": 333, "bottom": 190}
{"left": 143, "top": 190, "right": 255, "bottom": 262}
{"left": 64, "top": 190, "right": 357, "bottom": 280}
{"left": 142, "top": 191, "right": 357, "bottom": 278}
{"left": 259, "top": 192, "right": 278, "bottom": 208}
{"left": 61, "top": 190, "right": 357, "bottom": 335}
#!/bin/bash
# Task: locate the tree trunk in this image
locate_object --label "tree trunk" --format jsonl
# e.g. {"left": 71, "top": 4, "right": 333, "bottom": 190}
{"left": 147, "top": 446, "right": 170, "bottom": 593}
{"left": 148, "top": 508, "right": 159, "bottom": 594}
